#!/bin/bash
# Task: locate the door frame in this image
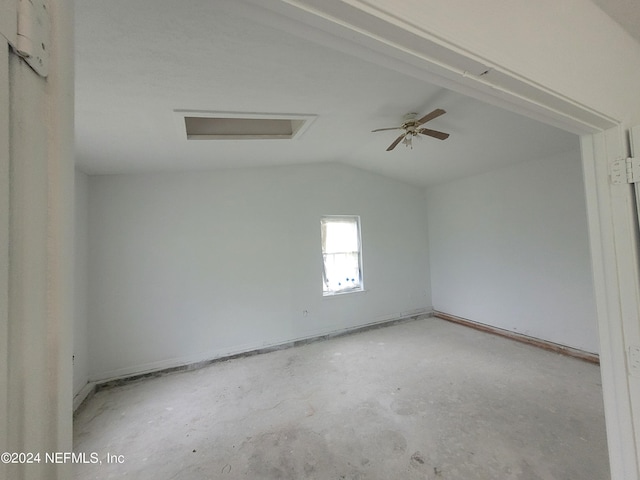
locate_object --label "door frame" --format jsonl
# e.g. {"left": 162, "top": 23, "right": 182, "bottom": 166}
{"left": 581, "top": 128, "right": 640, "bottom": 478}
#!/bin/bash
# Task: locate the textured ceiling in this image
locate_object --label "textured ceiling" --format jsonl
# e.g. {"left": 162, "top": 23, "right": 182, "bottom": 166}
{"left": 75, "top": 0, "right": 580, "bottom": 187}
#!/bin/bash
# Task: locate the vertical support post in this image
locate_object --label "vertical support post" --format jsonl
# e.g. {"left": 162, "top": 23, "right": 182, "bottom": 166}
{"left": 46, "top": 0, "right": 74, "bottom": 467}
{"left": 4, "top": 0, "right": 74, "bottom": 478}
{"left": 0, "top": 40, "right": 10, "bottom": 480}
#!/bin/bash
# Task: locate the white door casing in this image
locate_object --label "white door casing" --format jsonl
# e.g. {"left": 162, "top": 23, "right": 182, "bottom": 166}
{"left": 632, "top": 125, "right": 640, "bottom": 228}
{"left": 629, "top": 125, "right": 640, "bottom": 471}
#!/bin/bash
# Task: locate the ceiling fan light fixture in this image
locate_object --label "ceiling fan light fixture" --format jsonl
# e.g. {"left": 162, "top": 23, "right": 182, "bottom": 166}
{"left": 372, "top": 108, "right": 449, "bottom": 151}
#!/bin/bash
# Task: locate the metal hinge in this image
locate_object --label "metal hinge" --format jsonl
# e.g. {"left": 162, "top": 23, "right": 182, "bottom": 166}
{"left": 610, "top": 157, "right": 640, "bottom": 185}
{"left": 14, "top": 0, "right": 50, "bottom": 77}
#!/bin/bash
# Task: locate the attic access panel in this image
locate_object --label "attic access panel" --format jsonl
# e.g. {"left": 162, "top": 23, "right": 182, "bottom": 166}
{"left": 176, "top": 111, "right": 316, "bottom": 140}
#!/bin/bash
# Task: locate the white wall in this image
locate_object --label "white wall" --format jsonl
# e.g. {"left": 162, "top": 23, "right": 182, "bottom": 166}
{"left": 74, "top": 170, "right": 90, "bottom": 395}
{"left": 87, "top": 163, "right": 431, "bottom": 381}
{"left": 426, "top": 148, "right": 599, "bottom": 353}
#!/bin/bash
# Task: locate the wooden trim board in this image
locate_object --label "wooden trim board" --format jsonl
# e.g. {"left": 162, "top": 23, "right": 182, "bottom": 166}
{"left": 434, "top": 311, "right": 599, "bottom": 364}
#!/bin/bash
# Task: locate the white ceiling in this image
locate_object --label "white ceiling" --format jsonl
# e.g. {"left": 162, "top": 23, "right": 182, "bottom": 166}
{"left": 75, "top": 0, "right": 582, "bottom": 187}
{"left": 591, "top": 0, "right": 640, "bottom": 44}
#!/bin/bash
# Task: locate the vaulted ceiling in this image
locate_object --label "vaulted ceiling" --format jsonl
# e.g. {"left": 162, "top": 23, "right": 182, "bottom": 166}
{"left": 75, "top": 0, "right": 588, "bottom": 187}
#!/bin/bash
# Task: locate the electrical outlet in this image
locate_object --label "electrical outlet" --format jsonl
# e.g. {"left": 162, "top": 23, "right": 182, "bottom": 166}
{"left": 628, "top": 346, "right": 640, "bottom": 377}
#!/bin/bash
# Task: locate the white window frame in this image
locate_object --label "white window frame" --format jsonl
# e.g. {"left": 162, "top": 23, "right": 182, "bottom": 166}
{"left": 321, "top": 215, "right": 364, "bottom": 296}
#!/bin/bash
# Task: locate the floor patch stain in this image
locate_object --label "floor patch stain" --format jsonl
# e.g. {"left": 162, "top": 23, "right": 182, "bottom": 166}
{"left": 410, "top": 451, "right": 426, "bottom": 468}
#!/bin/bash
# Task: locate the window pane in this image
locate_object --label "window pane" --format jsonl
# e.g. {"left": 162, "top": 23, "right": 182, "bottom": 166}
{"left": 323, "top": 252, "right": 361, "bottom": 292}
{"left": 323, "top": 221, "right": 359, "bottom": 253}
{"left": 321, "top": 216, "right": 362, "bottom": 294}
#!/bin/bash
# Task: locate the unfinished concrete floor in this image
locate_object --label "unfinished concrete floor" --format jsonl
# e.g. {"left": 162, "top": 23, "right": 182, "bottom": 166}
{"left": 73, "top": 316, "right": 609, "bottom": 479}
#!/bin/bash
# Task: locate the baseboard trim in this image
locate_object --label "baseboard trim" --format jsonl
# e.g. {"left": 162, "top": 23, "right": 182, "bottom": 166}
{"left": 433, "top": 311, "right": 599, "bottom": 364}
{"left": 91, "top": 310, "right": 433, "bottom": 394}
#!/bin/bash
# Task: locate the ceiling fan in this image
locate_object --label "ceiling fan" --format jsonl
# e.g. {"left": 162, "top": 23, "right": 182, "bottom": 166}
{"left": 372, "top": 108, "right": 450, "bottom": 151}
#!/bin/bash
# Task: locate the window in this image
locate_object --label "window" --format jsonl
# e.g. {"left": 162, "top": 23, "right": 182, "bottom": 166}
{"left": 321, "top": 216, "right": 363, "bottom": 295}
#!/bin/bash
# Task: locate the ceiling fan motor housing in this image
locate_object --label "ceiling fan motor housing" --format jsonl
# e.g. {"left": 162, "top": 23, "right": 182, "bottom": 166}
{"left": 403, "top": 112, "right": 418, "bottom": 121}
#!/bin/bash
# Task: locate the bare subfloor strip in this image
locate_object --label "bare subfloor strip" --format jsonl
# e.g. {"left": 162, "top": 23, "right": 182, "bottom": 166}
{"left": 73, "top": 316, "right": 610, "bottom": 479}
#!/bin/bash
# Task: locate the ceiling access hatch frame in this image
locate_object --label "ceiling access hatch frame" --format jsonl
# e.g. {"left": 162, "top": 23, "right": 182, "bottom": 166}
{"left": 175, "top": 110, "right": 317, "bottom": 140}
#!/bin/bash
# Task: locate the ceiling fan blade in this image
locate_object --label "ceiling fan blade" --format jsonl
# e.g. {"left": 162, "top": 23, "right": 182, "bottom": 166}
{"left": 371, "top": 127, "right": 402, "bottom": 132}
{"left": 418, "top": 128, "right": 450, "bottom": 140}
{"left": 416, "top": 108, "right": 446, "bottom": 126}
{"left": 387, "top": 133, "right": 407, "bottom": 151}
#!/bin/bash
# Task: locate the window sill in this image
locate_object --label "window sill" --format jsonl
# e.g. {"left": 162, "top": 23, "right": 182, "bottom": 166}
{"left": 322, "top": 289, "right": 367, "bottom": 299}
